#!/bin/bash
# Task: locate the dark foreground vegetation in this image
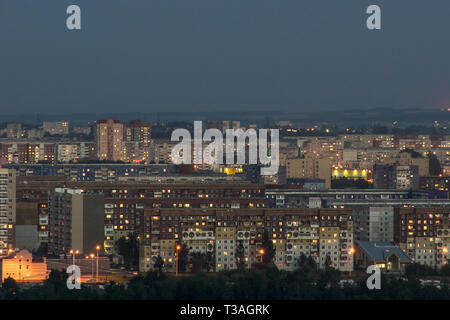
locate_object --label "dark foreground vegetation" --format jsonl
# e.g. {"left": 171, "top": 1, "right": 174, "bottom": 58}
{"left": 1, "top": 263, "right": 450, "bottom": 300}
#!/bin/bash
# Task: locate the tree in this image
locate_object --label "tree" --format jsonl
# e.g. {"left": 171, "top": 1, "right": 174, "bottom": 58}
{"left": 261, "top": 230, "right": 275, "bottom": 264}
{"left": 36, "top": 243, "right": 48, "bottom": 256}
{"left": 324, "top": 255, "right": 333, "bottom": 269}
{"left": 177, "top": 243, "right": 189, "bottom": 273}
{"left": 297, "top": 253, "right": 317, "bottom": 272}
{"left": 115, "top": 233, "right": 139, "bottom": 270}
{"left": 428, "top": 153, "right": 442, "bottom": 175}
{"left": 405, "top": 263, "right": 436, "bottom": 279}
{"left": 189, "top": 252, "right": 214, "bottom": 273}
{"left": 154, "top": 256, "right": 165, "bottom": 275}
{"left": 190, "top": 252, "right": 205, "bottom": 273}
{"left": 2, "top": 277, "right": 19, "bottom": 300}
{"left": 235, "top": 240, "right": 246, "bottom": 270}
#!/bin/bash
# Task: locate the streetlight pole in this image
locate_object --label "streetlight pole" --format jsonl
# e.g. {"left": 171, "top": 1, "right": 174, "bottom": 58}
{"left": 348, "top": 248, "right": 355, "bottom": 277}
{"left": 259, "top": 249, "right": 265, "bottom": 263}
{"left": 176, "top": 245, "right": 181, "bottom": 276}
{"left": 90, "top": 253, "right": 94, "bottom": 280}
{"left": 96, "top": 245, "right": 100, "bottom": 282}
{"left": 70, "top": 250, "right": 79, "bottom": 266}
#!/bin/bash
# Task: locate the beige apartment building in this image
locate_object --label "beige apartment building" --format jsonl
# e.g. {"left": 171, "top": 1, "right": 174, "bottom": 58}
{"left": 283, "top": 154, "right": 331, "bottom": 188}
{"left": 95, "top": 119, "right": 124, "bottom": 161}
{"left": 383, "top": 152, "right": 429, "bottom": 177}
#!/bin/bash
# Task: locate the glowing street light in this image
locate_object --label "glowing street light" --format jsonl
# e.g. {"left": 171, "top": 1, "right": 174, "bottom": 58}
{"left": 259, "top": 249, "right": 265, "bottom": 263}
{"left": 176, "top": 244, "right": 181, "bottom": 276}
{"left": 70, "top": 249, "right": 79, "bottom": 266}
{"left": 348, "top": 248, "right": 355, "bottom": 277}
{"left": 96, "top": 245, "right": 101, "bottom": 282}
{"left": 90, "top": 253, "right": 95, "bottom": 280}
{"left": 442, "top": 247, "right": 448, "bottom": 266}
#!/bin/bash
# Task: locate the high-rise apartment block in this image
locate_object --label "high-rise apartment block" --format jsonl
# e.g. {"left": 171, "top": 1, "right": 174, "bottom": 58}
{"left": 0, "top": 168, "right": 16, "bottom": 257}
{"left": 95, "top": 119, "right": 123, "bottom": 161}
{"left": 394, "top": 207, "right": 450, "bottom": 268}
{"left": 48, "top": 188, "right": 105, "bottom": 256}
{"left": 284, "top": 155, "right": 331, "bottom": 188}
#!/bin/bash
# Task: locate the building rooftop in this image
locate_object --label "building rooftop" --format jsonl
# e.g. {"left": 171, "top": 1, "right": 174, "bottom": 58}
{"left": 356, "top": 241, "right": 412, "bottom": 262}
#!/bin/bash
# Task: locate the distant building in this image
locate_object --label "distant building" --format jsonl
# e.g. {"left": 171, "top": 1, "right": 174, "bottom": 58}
{"left": 95, "top": 119, "right": 123, "bottom": 161}
{"left": 284, "top": 155, "right": 331, "bottom": 189}
{"left": 43, "top": 121, "right": 69, "bottom": 136}
{"left": 6, "top": 123, "right": 23, "bottom": 139}
{"left": 373, "top": 164, "right": 419, "bottom": 189}
{"left": 123, "top": 120, "right": 151, "bottom": 144}
{"left": 382, "top": 152, "right": 429, "bottom": 177}
{"left": 57, "top": 144, "right": 79, "bottom": 163}
{"left": 2, "top": 249, "right": 47, "bottom": 282}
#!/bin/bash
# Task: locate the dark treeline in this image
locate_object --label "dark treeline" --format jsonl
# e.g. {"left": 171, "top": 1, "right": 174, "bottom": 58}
{"left": 1, "top": 265, "right": 450, "bottom": 300}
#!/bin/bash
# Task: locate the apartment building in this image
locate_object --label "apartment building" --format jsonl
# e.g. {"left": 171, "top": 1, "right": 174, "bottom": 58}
{"left": 284, "top": 154, "right": 331, "bottom": 189}
{"left": 47, "top": 188, "right": 104, "bottom": 256}
{"left": 102, "top": 183, "right": 267, "bottom": 254}
{"left": 394, "top": 207, "right": 450, "bottom": 268}
{"left": 123, "top": 120, "right": 151, "bottom": 144}
{"left": 353, "top": 206, "right": 395, "bottom": 242}
{"left": 0, "top": 168, "right": 16, "bottom": 257}
{"left": 382, "top": 152, "right": 429, "bottom": 177}
{"left": 95, "top": 119, "right": 123, "bottom": 161}
{"left": 139, "top": 208, "right": 353, "bottom": 273}
{"left": 57, "top": 144, "right": 79, "bottom": 163}
{"left": 42, "top": 121, "right": 69, "bottom": 136}
{"left": 373, "top": 165, "right": 419, "bottom": 189}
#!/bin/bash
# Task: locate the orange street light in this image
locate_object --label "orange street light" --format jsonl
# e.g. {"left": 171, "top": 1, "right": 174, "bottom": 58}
{"left": 176, "top": 244, "right": 182, "bottom": 276}
{"left": 442, "top": 247, "right": 448, "bottom": 267}
{"left": 70, "top": 249, "right": 79, "bottom": 265}
{"left": 96, "top": 245, "right": 101, "bottom": 282}
{"left": 259, "top": 249, "right": 265, "bottom": 263}
{"left": 348, "top": 248, "right": 355, "bottom": 276}
{"left": 90, "top": 253, "right": 95, "bottom": 280}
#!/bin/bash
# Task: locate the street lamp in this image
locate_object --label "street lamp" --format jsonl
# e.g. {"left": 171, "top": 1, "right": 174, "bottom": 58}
{"left": 259, "top": 249, "right": 265, "bottom": 263}
{"left": 96, "top": 245, "right": 101, "bottom": 282}
{"left": 176, "top": 244, "right": 181, "bottom": 276}
{"left": 70, "top": 249, "right": 79, "bottom": 266}
{"left": 348, "top": 248, "right": 355, "bottom": 277}
{"left": 442, "top": 247, "right": 448, "bottom": 267}
{"left": 90, "top": 253, "right": 94, "bottom": 280}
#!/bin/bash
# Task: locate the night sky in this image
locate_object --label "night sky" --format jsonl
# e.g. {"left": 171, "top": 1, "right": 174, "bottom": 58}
{"left": 1, "top": 0, "right": 450, "bottom": 114}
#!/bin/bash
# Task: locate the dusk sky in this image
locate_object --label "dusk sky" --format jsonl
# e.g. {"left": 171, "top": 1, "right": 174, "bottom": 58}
{"left": 1, "top": 0, "right": 450, "bottom": 114}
